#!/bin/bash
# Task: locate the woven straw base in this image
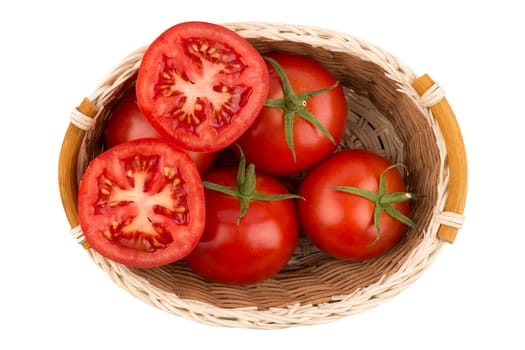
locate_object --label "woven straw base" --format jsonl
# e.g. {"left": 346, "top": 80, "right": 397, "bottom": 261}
{"left": 59, "top": 22, "right": 467, "bottom": 329}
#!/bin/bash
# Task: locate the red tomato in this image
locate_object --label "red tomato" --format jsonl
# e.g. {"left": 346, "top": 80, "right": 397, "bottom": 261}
{"left": 136, "top": 21, "right": 269, "bottom": 152}
{"left": 78, "top": 138, "right": 205, "bottom": 268}
{"left": 104, "top": 89, "right": 217, "bottom": 175}
{"left": 184, "top": 167, "right": 299, "bottom": 284}
{"left": 297, "top": 149, "right": 415, "bottom": 260}
{"left": 235, "top": 52, "right": 347, "bottom": 176}
{"left": 105, "top": 90, "right": 163, "bottom": 148}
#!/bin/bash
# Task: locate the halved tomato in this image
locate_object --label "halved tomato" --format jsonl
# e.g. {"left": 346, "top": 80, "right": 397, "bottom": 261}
{"left": 136, "top": 21, "right": 269, "bottom": 152}
{"left": 78, "top": 138, "right": 205, "bottom": 268}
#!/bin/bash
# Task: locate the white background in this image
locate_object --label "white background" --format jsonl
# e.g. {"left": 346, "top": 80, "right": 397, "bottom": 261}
{"left": 1, "top": 1, "right": 523, "bottom": 349}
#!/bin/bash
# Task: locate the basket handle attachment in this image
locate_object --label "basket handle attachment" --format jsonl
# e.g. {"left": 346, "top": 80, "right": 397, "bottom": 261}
{"left": 412, "top": 74, "right": 468, "bottom": 243}
{"left": 58, "top": 98, "right": 98, "bottom": 249}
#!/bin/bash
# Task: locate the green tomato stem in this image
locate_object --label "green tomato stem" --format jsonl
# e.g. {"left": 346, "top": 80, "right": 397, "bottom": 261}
{"left": 263, "top": 56, "right": 339, "bottom": 162}
{"left": 203, "top": 145, "right": 302, "bottom": 225}
{"left": 329, "top": 163, "right": 418, "bottom": 247}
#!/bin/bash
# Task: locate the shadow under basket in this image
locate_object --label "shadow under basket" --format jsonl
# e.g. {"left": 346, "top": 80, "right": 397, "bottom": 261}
{"left": 58, "top": 22, "right": 468, "bottom": 329}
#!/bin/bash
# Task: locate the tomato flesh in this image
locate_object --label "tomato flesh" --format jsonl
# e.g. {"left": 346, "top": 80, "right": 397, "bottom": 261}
{"left": 153, "top": 43, "right": 251, "bottom": 131}
{"left": 136, "top": 22, "right": 269, "bottom": 152}
{"left": 78, "top": 138, "right": 205, "bottom": 268}
{"left": 94, "top": 154, "right": 187, "bottom": 251}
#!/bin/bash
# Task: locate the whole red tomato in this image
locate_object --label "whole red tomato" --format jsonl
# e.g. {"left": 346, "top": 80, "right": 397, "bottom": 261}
{"left": 104, "top": 89, "right": 217, "bottom": 175}
{"left": 78, "top": 138, "right": 206, "bottom": 268}
{"left": 235, "top": 52, "right": 347, "bottom": 176}
{"left": 184, "top": 152, "right": 300, "bottom": 284}
{"left": 136, "top": 21, "right": 269, "bottom": 152}
{"left": 297, "top": 149, "right": 416, "bottom": 260}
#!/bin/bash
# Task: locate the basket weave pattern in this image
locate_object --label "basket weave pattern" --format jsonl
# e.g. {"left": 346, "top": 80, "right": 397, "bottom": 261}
{"left": 58, "top": 22, "right": 467, "bottom": 329}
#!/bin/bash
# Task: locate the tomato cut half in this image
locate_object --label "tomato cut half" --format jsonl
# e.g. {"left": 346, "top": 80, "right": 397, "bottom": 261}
{"left": 78, "top": 138, "right": 205, "bottom": 268}
{"left": 136, "top": 21, "right": 269, "bottom": 152}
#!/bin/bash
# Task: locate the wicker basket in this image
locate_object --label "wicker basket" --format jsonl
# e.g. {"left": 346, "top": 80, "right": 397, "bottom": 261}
{"left": 58, "top": 22, "right": 468, "bottom": 329}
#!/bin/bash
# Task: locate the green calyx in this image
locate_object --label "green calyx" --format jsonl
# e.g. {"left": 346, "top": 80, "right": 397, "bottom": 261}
{"left": 263, "top": 56, "right": 339, "bottom": 162}
{"left": 330, "top": 164, "right": 419, "bottom": 246}
{"left": 203, "top": 146, "right": 302, "bottom": 225}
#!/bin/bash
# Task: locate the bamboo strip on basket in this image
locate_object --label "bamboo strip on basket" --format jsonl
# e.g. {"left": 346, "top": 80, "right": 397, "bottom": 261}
{"left": 58, "top": 98, "right": 97, "bottom": 248}
{"left": 412, "top": 74, "right": 468, "bottom": 243}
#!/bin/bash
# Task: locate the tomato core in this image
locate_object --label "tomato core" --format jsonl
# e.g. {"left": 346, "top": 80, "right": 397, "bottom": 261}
{"left": 93, "top": 154, "right": 189, "bottom": 252}
{"left": 153, "top": 39, "right": 252, "bottom": 134}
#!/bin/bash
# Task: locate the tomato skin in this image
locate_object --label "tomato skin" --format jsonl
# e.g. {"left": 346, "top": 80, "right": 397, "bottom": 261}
{"left": 78, "top": 138, "right": 205, "bottom": 268}
{"left": 104, "top": 90, "right": 162, "bottom": 148}
{"left": 184, "top": 168, "right": 299, "bottom": 284}
{"left": 297, "top": 149, "right": 410, "bottom": 260}
{"left": 235, "top": 52, "right": 347, "bottom": 176}
{"left": 104, "top": 89, "right": 217, "bottom": 175}
{"left": 136, "top": 21, "right": 269, "bottom": 152}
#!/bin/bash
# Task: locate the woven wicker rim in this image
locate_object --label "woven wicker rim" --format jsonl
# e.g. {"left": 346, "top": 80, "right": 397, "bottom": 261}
{"left": 58, "top": 22, "right": 467, "bottom": 329}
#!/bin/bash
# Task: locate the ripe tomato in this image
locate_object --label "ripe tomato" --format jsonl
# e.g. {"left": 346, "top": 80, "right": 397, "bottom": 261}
{"left": 235, "top": 52, "right": 347, "bottom": 176}
{"left": 78, "top": 138, "right": 205, "bottom": 268}
{"left": 297, "top": 149, "right": 416, "bottom": 260}
{"left": 105, "top": 89, "right": 163, "bottom": 148}
{"left": 184, "top": 162, "right": 299, "bottom": 284}
{"left": 104, "top": 89, "right": 217, "bottom": 175}
{"left": 136, "top": 21, "right": 269, "bottom": 152}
